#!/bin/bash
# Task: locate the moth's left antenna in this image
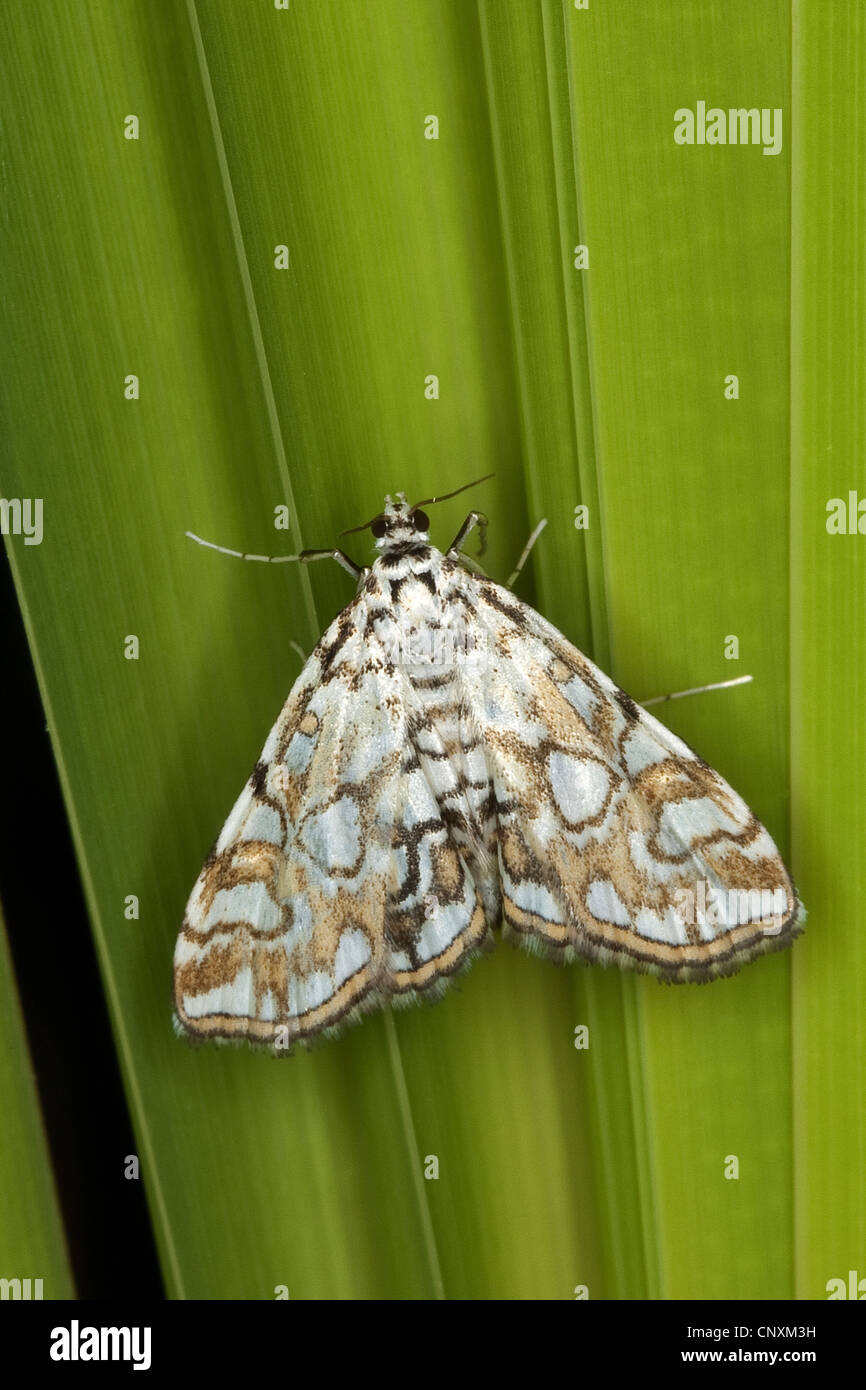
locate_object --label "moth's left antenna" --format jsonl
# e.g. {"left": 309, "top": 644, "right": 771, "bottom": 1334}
{"left": 411, "top": 472, "right": 495, "bottom": 509}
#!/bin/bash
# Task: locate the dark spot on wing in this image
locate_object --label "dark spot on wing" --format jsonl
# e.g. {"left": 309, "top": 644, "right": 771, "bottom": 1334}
{"left": 250, "top": 761, "right": 268, "bottom": 795}
{"left": 480, "top": 582, "right": 524, "bottom": 626}
{"left": 319, "top": 611, "right": 354, "bottom": 670}
{"left": 614, "top": 687, "right": 641, "bottom": 724}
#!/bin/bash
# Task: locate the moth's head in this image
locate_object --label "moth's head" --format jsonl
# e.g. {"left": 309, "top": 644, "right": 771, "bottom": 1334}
{"left": 339, "top": 475, "right": 493, "bottom": 553}
{"left": 368, "top": 493, "right": 430, "bottom": 548}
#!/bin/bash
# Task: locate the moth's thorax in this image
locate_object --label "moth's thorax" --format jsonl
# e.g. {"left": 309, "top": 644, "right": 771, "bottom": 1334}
{"left": 372, "top": 537, "right": 438, "bottom": 578}
{"left": 365, "top": 543, "right": 444, "bottom": 632}
{"left": 361, "top": 542, "right": 486, "bottom": 685}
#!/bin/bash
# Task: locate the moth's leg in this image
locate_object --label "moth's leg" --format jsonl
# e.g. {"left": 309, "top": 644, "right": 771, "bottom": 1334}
{"left": 298, "top": 547, "right": 364, "bottom": 581}
{"left": 186, "top": 531, "right": 363, "bottom": 581}
{"left": 639, "top": 674, "right": 753, "bottom": 708}
{"left": 186, "top": 531, "right": 304, "bottom": 564}
{"left": 448, "top": 509, "right": 488, "bottom": 559}
{"left": 505, "top": 518, "right": 548, "bottom": 588}
{"left": 454, "top": 552, "right": 489, "bottom": 577}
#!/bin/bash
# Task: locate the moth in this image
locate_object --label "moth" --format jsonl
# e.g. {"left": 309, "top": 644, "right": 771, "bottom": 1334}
{"left": 174, "top": 481, "right": 803, "bottom": 1049}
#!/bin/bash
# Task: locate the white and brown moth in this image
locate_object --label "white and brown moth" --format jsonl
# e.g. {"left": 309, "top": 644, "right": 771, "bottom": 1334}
{"left": 174, "top": 483, "right": 803, "bottom": 1049}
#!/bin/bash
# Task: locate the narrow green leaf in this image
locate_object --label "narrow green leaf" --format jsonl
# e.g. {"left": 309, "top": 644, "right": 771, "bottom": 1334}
{"left": 0, "top": 906, "right": 74, "bottom": 1297}
{"left": 791, "top": 0, "right": 866, "bottom": 1299}
{"left": 564, "top": 0, "right": 794, "bottom": 1298}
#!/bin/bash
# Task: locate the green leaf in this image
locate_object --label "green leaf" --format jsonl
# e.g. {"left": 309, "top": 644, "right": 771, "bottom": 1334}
{"left": 0, "top": 905, "right": 74, "bottom": 1297}
{"left": 791, "top": 0, "right": 866, "bottom": 1299}
{"left": 563, "top": 0, "right": 795, "bottom": 1300}
{"left": 2, "top": 0, "right": 862, "bottom": 1301}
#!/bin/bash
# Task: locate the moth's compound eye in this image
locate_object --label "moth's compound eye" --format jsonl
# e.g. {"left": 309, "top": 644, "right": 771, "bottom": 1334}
{"left": 410, "top": 508, "right": 430, "bottom": 533}
{"left": 370, "top": 516, "right": 388, "bottom": 539}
